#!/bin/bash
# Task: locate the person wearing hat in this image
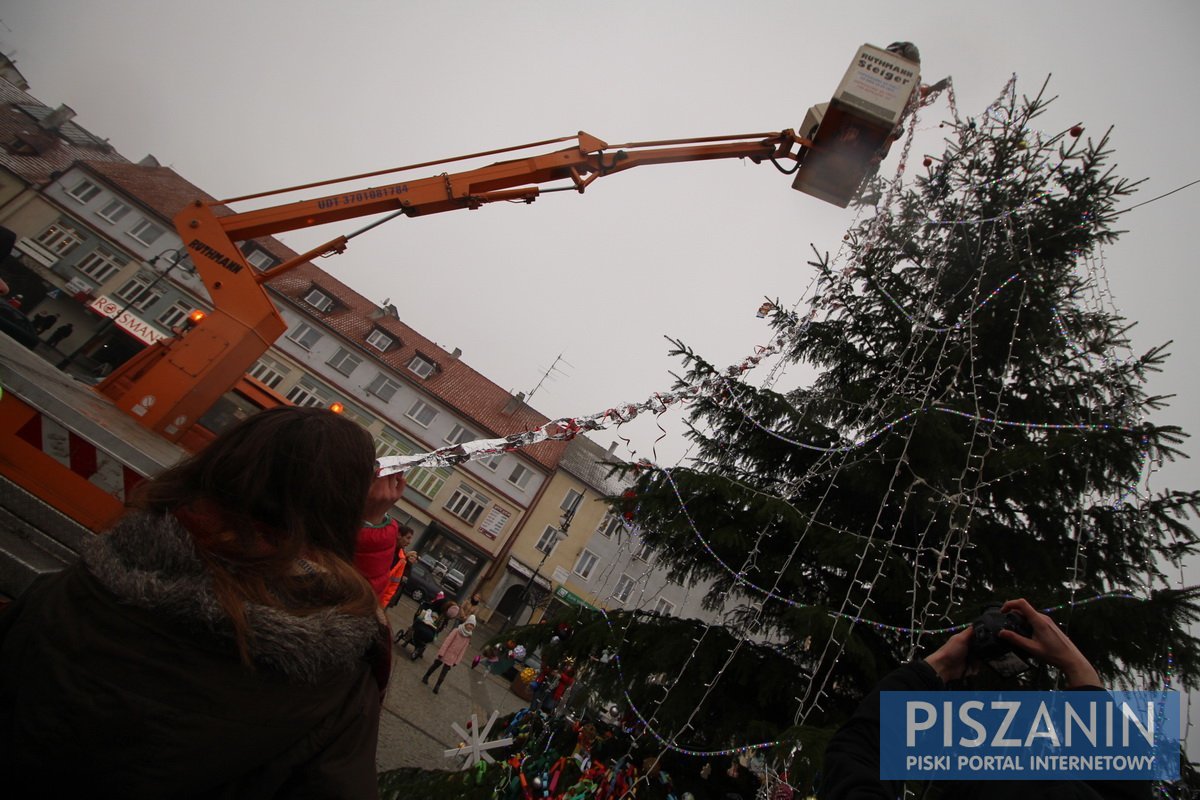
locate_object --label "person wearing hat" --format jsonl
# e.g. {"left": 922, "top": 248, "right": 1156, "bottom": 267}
{"left": 421, "top": 615, "right": 476, "bottom": 694}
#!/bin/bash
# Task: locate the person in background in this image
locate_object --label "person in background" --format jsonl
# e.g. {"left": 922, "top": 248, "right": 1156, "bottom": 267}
{"left": 460, "top": 591, "right": 483, "bottom": 620}
{"left": 818, "top": 598, "right": 1149, "bottom": 800}
{"left": 45, "top": 322, "right": 73, "bottom": 348}
{"left": 379, "top": 525, "right": 416, "bottom": 609}
{"left": 421, "top": 614, "right": 476, "bottom": 693}
{"left": 0, "top": 406, "right": 389, "bottom": 798}
{"left": 31, "top": 312, "right": 58, "bottom": 334}
{"left": 353, "top": 471, "right": 406, "bottom": 601}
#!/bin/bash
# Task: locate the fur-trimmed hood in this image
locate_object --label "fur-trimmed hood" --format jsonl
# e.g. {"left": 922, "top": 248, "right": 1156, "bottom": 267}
{"left": 83, "top": 511, "right": 380, "bottom": 683}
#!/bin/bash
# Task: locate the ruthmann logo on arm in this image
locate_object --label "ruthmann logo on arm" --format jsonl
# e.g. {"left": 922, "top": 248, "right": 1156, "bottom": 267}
{"left": 188, "top": 239, "right": 244, "bottom": 274}
{"left": 880, "top": 691, "right": 1180, "bottom": 780}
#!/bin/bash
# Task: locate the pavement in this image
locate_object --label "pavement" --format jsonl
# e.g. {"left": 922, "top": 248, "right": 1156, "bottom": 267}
{"left": 376, "top": 596, "right": 529, "bottom": 773}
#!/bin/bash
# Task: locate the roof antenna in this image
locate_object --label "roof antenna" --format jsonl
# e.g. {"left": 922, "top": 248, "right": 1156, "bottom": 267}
{"left": 526, "top": 352, "right": 572, "bottom": 402}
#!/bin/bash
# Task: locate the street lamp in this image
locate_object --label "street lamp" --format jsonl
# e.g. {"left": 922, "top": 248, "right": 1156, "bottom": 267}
{"left": 502, "top": 490, "right": 583, "bottom": 632}
{"left": 57, "top": 247, "right": 190, "bottom": 370}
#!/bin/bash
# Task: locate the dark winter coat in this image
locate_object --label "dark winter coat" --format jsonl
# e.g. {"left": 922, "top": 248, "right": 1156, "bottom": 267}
{"left": 819, "top": 661, "right": 1152, "bottom": 800}
{"left": 0, "top": 511, "right": 387, "bottom": 799}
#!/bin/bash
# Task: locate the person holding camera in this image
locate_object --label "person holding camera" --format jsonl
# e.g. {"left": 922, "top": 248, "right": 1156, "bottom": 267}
{"left": 818, "top": 598, "right": 1149, "bottom": 800}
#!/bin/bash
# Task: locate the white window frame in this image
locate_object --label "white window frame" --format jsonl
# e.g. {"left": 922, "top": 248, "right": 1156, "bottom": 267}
{"left": 327, "top": 347, "right": 362, "bottom": 377}
{"left": 366, "top": 329, "right": 393, "bottom": 352}
{"left": 36, "top": 221, "right": 85, "bottom": 256}
{"left": 561, "top": 489, "right": 583, "bottom": 513}
{"left": 406, "top": 399, "right": 438, "bottom": 427}
{"left": 652, "top": 597, "right": 675, "bottom": 616}
{"left": 286, "top": 322, "right": 322, "bottom": 350}
{"left": 127, "top": 218, "right": 165, "bottom": 247}
{"left": 408, "top": 354, "right": 435, "bottom": 378}
{"left": 573, "top": 549, "right": 599, "bottom": 580}
{"left": 285, "top": 379, "right": 330, "bottom": 408}
{"left": 68, "top": 179, "right": 101, "bottom": 203}
{"left": 366, "top": 374, "right": 401, "bottom": 402}
{"left": 444, "top": 423, "right": 474, "bottom": 445}
{"left": 596, "top": 512, "right": 623, "bottom": 538}
{"left": 76, "top": 247, "right": 128, "bottom": 282}
{"left": 409, "top": 466, "right": 450, "bottom": 499}
{"left": 507, "top": 463, "right": 533, "bottom": 490}
{"left": 248, "top": 355, "right": 290, "bottom": 388}
{"left": 632, "top": 539, "right": 654, "bottom": 562}
{"left": 482, "top": 453, "right": 503, "bottom": 471}
{"left": 304, "top": 288, "right": 334, "bottom": 312}
{"left": 114, "top": 275, "right": 162, "bottom": 311}
{"left": 96, "top": 198, "right": 131, "bottom": 224}
{"left": 535, "top": 525, "right": 560, "bottom": 555}
{"left": 156, "top": 301, "right": 192, "bottom": 329}
{"left": 245, "top": 249, "right": 275, "bottom": 269}
{"left": 613, "top": 574, "right": 636, "bottom": 603}
{"left": 444, "top": 483, "right": 489, "bottom": 526}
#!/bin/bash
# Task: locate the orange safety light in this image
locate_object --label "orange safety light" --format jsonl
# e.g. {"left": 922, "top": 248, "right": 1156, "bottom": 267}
{"left": 329, "top": 402, "right": 345, "bottom": 414}
{"left": 187, "top": 309, "right": 207, "bottom": 324}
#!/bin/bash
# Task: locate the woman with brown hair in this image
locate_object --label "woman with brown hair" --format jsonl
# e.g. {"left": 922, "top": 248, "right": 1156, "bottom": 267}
{"left": 0, "top": 406, "right": 390, "bottom": 798}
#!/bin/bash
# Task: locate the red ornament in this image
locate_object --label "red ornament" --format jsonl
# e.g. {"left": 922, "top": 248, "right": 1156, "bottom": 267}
{"left": 1070, "top": 125, "right": 1084, "bottom": 137}
{"left": 922, "top": 157, "right": 933, "bottom": 168}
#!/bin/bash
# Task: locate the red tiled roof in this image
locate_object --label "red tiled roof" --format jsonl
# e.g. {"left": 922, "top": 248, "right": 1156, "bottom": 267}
{"left": 78, "top": 159, "right": 566, "bottom": 471}
{"left": 0, "top": 81, "right": 128, "bottom": 185}
{"left": 271, "top": 262, "right": 567, "bottom": 471}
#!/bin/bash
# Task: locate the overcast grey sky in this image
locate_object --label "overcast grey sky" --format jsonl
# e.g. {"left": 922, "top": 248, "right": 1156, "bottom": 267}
{"left": 5, "top": 0, "right": 1198, "bottom": 470}
{"left": 6, "top": 0, "right": 1200, "bottom": 756}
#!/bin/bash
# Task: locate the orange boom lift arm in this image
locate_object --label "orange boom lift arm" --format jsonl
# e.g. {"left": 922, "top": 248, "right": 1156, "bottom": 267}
{"left": 96, "top": 129, "right": 810, "bottom": 440}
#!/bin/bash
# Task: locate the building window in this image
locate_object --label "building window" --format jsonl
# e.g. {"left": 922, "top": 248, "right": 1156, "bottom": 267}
{"left": 633, "top": 539, "right": 654, "bottom": 562}
{"left": 68, "top": 179, "right": 101, "bottom": 203}
{"left": 596, "top": 513, "right": 623, "bottom": 538}
{"left": 327, "top": 347, "right": 362, "bottom": 377}
{"left": 249, "top": 355, "right": 290, "bottom": 388}
{"left": 444, "top": 424, "right": 474, "bottom": 445}
{"left": 36, "top": 221, "right": 85, "bottom": 256}
{"left": 156, "top": 301, "right": 192, "bottom": 329}
{"left": 613, "top": 574, "right": 636, "bottom": 603}
{"left": 653, "top": 597, "right": 675, "bottom": 616}
{"left": 304, "top": 288, "right": 334, "bottom": 312}
{"left": 244, "top": 248, "right": 275, "bottom": 269}
{"left": 285, "top": 378, "right": 330, "bottom": 408}
{"left": 286, "top": 322, "right": 322, "bottom": 350}
{"left": 114, "top": 276, "right": 162, "bottom": 311}
{"left": 573, "top": 549, "right": 599, "bottom": 580}
{"left": 76, "top": 247, "right": 128, "bottom": 282}
{"left": 366, "top": 374, "right": 401, "bottom": 402}
{"left": 408, "top": 354, "right": 435, "bottom": 378}
{"left": 128, "top": 219, "right": 165, "bottom": 246}
{"left": 482, "top": 453, "right": 503, "bottom": 471}
{"left": 365, "top": 329, "right": 393, "bottom": 352}
{"left": 561, "top": 489, "right": 583, "bottom": 513}
{"left": 409, "top": 466, "right": 450, "bottom": 499}
{"left": 96, "top": 199, "right": 131, "bottom": 224}
{"left": 445, "top": 483, "right": 489, "bottom": 526}
{"left": 376, "top": 429, "right": 415, "bottom": 459}
{"left": 405, "top": 399, "right": 438, "bottom": 427}
{"left": 535, "top": 525, "right": 560, "bottom": 555}
{"left": 507, "top": 463, "right": 533, "bottom": 490}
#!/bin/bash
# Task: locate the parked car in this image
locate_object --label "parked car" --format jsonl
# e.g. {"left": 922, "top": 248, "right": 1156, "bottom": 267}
{"left": 402, "top": 561, "right": 447, "bottom": 603}
{"left": 443, "top": 568, "right": 466, "bottom": 592}
{"left": 0, "top": 303, "right": 39, "bottom": 350}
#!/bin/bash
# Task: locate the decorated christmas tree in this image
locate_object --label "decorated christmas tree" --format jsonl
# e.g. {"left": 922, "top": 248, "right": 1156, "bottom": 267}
{"left": 509, "top": 80, "right": 1200, "bottom": 792}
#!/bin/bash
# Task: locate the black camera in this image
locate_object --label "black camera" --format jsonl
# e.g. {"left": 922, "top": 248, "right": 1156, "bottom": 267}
{"left": 971, "top": 604, "right": 1034, "bottom": 678}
